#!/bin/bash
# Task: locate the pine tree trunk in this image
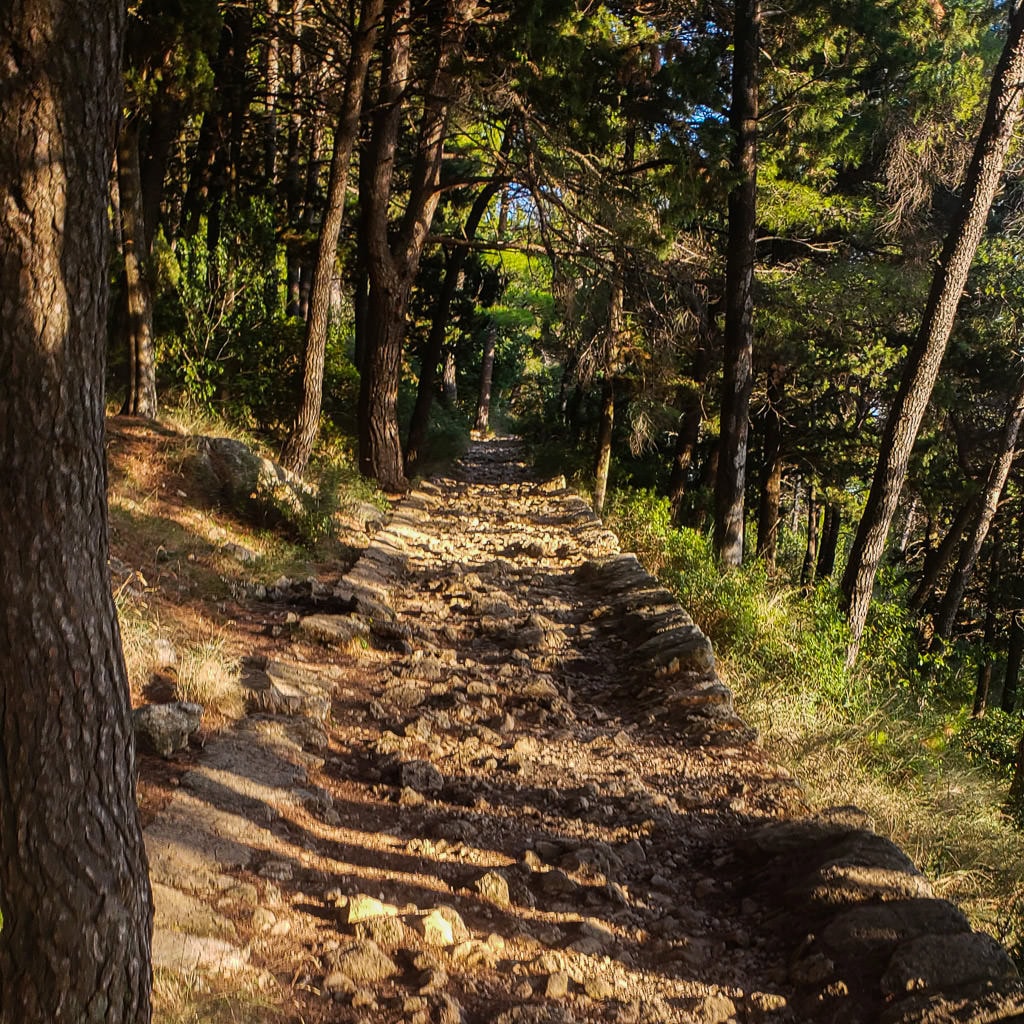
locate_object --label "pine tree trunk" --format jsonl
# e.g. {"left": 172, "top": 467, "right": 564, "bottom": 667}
{"left": 139, "top": 88, "right": 181, "bottom": 252}
{"left": 755, "top": 368, "right": 784, "bottom": 565}
{"left": 935, "top": 373, "right": 1024, "bottom": 639}
{"left": 714, "top": 0, "right": 760, "bottom": 566}
{"left": 973, "top": 546, "right": 1001, "bottom": 717}
{"left": 280, "top": 0, "right": 383, "bottom": 475}
{"left": 442, "top": 345, "right": 458, "bottom": 404}
{"left": 668, "top": 383, "right": 703, "bottom": 522}
{"left": 593, "top": 377, "right": 615, "bottom": 516}
{"left": 894, "top": 493, "right": 920, "bottom": 563}
{"left": 841, "top": 5, "right": 1024, "bottom": 663}
{"left": 284, "top": 0, "right": 306, "bottom": 222}
{"left": 668, "top": 327, "right": 711, "bottom": 525}
{"left": 181, "top": 9, "right": 248, "bottom": 236}
{"left": 263, "top": 0, "right": 281, "bottom": 183}
{"left": 801, "top": 485, "right": 820, "bottom": 586}
{"left": 116, "top": 117, "right": 158, "bottom": 419}
{"left": 817, "top": 501, "right": 841, "bottom": 579}
{"left": 0, "top": 3, "right": 153, "bottom": 1019}
{"left": 406, "top": 173, "right": 505, "bottom": 475}
{"left": 1009, "top": 731, "right": 1024, "bottom": 809}
{"left": 359, "top": 283, "right": 410, "bottom": 491}
{"left": 1003, "top": 611, "right": 1024, "bottom": 713}
{"left": 909, "top": 497, "right": 977, "bottom": 612}
{"left": 359, "top": 0, "right": 478, "bottom": 486}
{"left": 474, "top": 323, "right": 498, "bottom": 433}
{"left": 406, "top": 253, "right": 461, "bottom": 470}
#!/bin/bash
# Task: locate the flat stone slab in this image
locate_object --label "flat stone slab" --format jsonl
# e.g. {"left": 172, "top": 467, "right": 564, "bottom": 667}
{"left": 299, "top": 613, "right": 371, "bottom": 646}
{"left": 151, "top": 930, "right": 250, "bottom": 975}
{"left": 244, "top": 659, "right": 333, "bottom": 719}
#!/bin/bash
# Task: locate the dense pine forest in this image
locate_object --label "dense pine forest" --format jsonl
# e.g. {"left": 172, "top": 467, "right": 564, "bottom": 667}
{"left": 116, "top": 0, "right": 1024, "bottom": 787}
{"left": 9, "top": 0, "right": 1024, "bottom": 1018}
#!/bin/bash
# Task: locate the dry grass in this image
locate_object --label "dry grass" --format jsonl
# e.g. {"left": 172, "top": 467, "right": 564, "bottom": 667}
{"left": 732, "top": 665, "right": 1024, "bottom": 954}
{"left": 153, "top": 967, "right": 286, "bottom": 1024}
{"left": 175, "top": 638, "right": 246, "bottom": 724}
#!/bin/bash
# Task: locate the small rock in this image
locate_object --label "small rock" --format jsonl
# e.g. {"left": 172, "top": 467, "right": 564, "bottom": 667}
{"left": 401, "top": 759, "right": 444, "bottom": 794}
{"left": 342, "top": 894, "right": 400, "bottom": 925}
{"left": 545, "top": 971, "right": 570, "bottom": 1000}
{"left": 350, "top": 989, "right": 377, "bottom": 1009}
{"left": 326, "top": 940, "right": 399, "bottom": 985}
{"left": 152, "top": 637, "right": 178, "bottom": 669}
{"left": 748, "top": 991, "right": 787, "bottom": 1016}
{"left": 432, "top": 904, "right": 470, "bottom": 942}
{"left": 299, "top": 614, "right": 371, "bottom": 646}
{"left": 400, "top": 786, "right": 427, "bottom": 807}
{"left": 538, "top": 869, "right": 578, "bottom": 897}
{"left": 437, "top": 994, "right": 463, "bottom": 1024}
{"left": 880, "top": 932, "right": 1017, "bottom": 995}
{"left": 257, "top": 860, "right": 293, "bottom": 882}
{"left": 513, "top": 980, "right": 535, "bottom": 1000}
{"left": 251, "top": 907, "right": 276, "bottom": 932}
{"left": 355, "top": 915, "right": 410, "bottom": 946}
{"left": 698, "top": 993, "right": 736, "bottom": 1024}
{"left": 474, "top": 870, "right": 511, "bottom": 908}
{"left": 133, "top": 701, "right": 203, "bottom": 757}
{"left": 418, "top": 909, "right": 454, "bottom": 946}
{"left": 418, "top": 966, "right": 449, "bottom": 993}
{"left": 790, "top": 953, "right": 834, "bottom": 986}
{"left": 584, "top": 976, "right": 615, "bottom": 1000}
{"left": 571, "top": 919, "right": 616, "bottom": 954}
{"left": 222, "top": 541, "right": 258, "bottom": 564}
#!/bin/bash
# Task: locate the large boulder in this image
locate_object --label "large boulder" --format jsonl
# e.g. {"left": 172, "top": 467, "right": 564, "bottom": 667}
{"left": 193, "top": 435, "right": 313, "bottom": 516}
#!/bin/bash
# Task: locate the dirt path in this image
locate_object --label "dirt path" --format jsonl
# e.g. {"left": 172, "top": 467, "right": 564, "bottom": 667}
{"left": 145, "top": 438, "right": 1024, "bottom": 1024}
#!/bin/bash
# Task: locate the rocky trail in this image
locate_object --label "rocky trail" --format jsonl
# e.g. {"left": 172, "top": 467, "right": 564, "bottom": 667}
{"left": 144, "top": 438, "right": 1024, "bottom": 1024}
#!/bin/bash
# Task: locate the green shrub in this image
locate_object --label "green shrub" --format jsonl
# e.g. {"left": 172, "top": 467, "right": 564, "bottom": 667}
{"left": 957, "top": 709, "right": 1024, "bottom": 774}
{"left": 604, "top": 483, "right": 1024, "bottom": 949}
{"left": 154, "top": 200, "right": 298, "bottom": 426}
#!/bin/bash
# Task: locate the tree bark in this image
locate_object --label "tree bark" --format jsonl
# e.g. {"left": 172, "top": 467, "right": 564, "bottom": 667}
{"left": 755, "top": 368, "right": 784, "bottom": 565}
{"left": 593, "top": 377, "right": 616, "bottom": 516}
{"left": 973, "top": 543, "right": 1001, "bottom": 717}
{"left": 280, "top": 0, "right": 383, "bottom": 474}
{"left": 116, "top": 117, "right": 158, "bottom": 419}
{"left": 713, "top": 0, "right": 760, "bottom": 566}
{"left": 841, "top": 5, "right": 1024, "bottom": 663}
{"left": 1009, "top": 729, "right": 1024, "bottom": 809}
{"left": 801, "top": 484, "right": 820, "bottom": 586}
{"left": 442, "top": 344, "right": 458, "bottom": 404}
{"left": 181, "top": 8, "right": 250, "bottom": 237}
{"left": 894, "top": 493, "right": 920, "bottom": 563}
{"left": 474, "top": 322, "right": 498, "bottom": 433}
{"left": 406, "top": 171, "right": 506, "bottom": 476}
{"left": 0, "top": 3, "right": 153, "bottom": 1020}
{"left": 139, "top": 85, "right": 181, "bottom": 253}
{"left": 359, "top": 0, "right": 479, "bottom": 488}
{"left": 359, "top": 290, "right": 410, "bottom": 491}
{"left": 263, "top": 0, "right": 281, "bottom": 183}
{"left": 909, "top": 497, "right": 977, "bottom": 612}
{"left": 1003, "top": 610, "right": 1024, "bottom": 713}
{"left": 668, "top": 381, "right": 704, "bottom": 523}
{"left": 284, "top": 0, "right": 306, "bottom": 223}
{"left": 817, "top": 500, "right": 841, "bottom": 579}
{"left": 668, "top": 311, "right": 712, "bottom": 525}
{"left": 935, "top": 373, "right": 1024, "bottom": 639}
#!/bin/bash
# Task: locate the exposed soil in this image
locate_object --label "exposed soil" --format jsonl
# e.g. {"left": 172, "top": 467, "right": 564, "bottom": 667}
{"left": 110, "top": 423, "right": 1024, "bottom": 1024}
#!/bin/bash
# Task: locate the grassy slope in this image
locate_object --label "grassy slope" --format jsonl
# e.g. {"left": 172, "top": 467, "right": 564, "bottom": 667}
{"left": 604, "top": 488, "right": 1024, "bottom": 961}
